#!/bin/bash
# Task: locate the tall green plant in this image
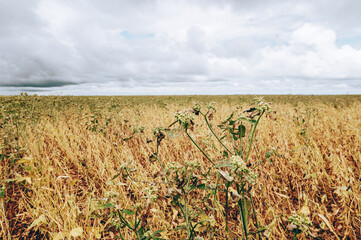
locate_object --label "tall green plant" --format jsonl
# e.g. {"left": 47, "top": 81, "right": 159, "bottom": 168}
{"left": 109, "top": 97, "right": 276, "bottom": 239}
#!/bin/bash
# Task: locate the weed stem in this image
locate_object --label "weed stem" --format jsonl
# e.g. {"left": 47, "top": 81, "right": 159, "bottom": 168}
{"left": 185, "top": 130, "right": 215, "bottom": 166}
{"left": 245, "top": 111, "right": 264, "bottom": 162}
{"left": 201, "top": 112, "right": 233, "bottom": 155}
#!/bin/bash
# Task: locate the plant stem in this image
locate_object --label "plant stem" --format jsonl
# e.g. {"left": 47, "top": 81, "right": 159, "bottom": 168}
{"left": 185, "top": 166, "right": 195, "bottom": 192}
{"left": 185, "top": 130, "right": 214, "bottom": 166}
{"left": 177, "top": 201, "right": 193, "bottom": 239}
{"left": 212, "top": 176, "right": 227, "bottom": 225}
{"left": 119, "top": 232, "right": 125, "bottom": 240}
{"left": 250, "top": 194, "right": 261, "bottom": 239}
{"left": 237, "top": 184, "right": 249, "bottom": 240}
{"left": 139, "top": 133, "right": 172, "bottom": 187}
{"left": 201, "top": 112, "right": 233, "bottom": 155}
{"left": 225, "top": 182, "right": 230, "bottom": 233}
{"left": 245, "top": 111, "right": 264, "bottom": 162}
{"left": 239, "top": 127, "right": 243, "bottom": 155}
{"left": 251, "top": 157, "right": 269, "bottom": 171}
{"left": 134, "top": 209, "right": 141, "bottom": 240}
{"left": 242, "top": 124, "right": 253, "bottom": 157}
{"left": 184, "top": 194, "right": 192, "bottom": 239}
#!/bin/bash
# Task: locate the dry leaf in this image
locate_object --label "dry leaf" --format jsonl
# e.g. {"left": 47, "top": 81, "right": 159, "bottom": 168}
{"left": 160, "top": 231, "right": 169, "bottom": 239}
{"left": 275, "top": 192, "right": 289, "bottom": 199}
{"left": 317, "top": 213, "right": 340, "bottom": 240}
{"left": 217, "top": 170, "right": 234, "bottom": 182}
{"left": 53, "top": 232, "right": 65, "bottom": 240}
{"left": 172, "top": 208, "right": 179, "bottom": 221}
{"left": 86, "top": 227, "right": 102, "bottom": 239}
{"left": 27, "top": 214, "right": 47, "bottom": 230}
{"left": 70, "top": 227, "right": 83, "bottom": 237}
{"left": 229, "top": 187, "right": 242, "bottom": 203}
{"left": 299, "top": 205, "right": 310, "bottom": 216}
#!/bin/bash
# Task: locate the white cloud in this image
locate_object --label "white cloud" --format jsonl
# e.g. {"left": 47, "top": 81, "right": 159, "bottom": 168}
{"left": 254, "top": 23, "right": 361, "bottom": 80}
{"left": 292, "top": 23, "right": 336, "bottom": 49}
{"left": 0, "top": 0, "right": 360, "bottom": 94}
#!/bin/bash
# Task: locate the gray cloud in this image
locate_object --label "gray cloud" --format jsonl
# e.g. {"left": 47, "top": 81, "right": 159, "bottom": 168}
{"left": 0, "top": 0, "right": 360, "bottom": 95}
{"left": 0, "top": 79, "right": 77, "bottom": 88}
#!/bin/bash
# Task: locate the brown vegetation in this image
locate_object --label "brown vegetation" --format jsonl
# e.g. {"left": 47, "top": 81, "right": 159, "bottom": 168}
{"left": 0, "top": 95, "right": 360, "bottom": 239}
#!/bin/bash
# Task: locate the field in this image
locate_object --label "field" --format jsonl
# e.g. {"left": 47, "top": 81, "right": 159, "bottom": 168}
{"left": 0, "top": 95, "right": 360, "bottom": 239}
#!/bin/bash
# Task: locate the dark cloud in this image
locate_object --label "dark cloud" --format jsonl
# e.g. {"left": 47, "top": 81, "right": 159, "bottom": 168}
{"left": 17, "top": 88, "right": 51, "bottom": 93}
{"left": 0, "top": 80, "right": 78, "bottom": 88}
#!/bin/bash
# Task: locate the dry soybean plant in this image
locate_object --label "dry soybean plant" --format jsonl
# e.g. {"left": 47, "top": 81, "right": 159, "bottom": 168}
{"left": 2, "top": 95, "right": 360, "bottom": 239}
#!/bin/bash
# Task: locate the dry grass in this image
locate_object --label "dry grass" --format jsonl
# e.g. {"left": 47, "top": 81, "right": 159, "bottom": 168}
{"left": 1, "top": 95, "right": 360, "bottom": 239}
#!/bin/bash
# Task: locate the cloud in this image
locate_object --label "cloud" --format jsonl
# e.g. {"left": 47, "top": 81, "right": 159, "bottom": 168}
{"left": 253, "top": 23, "right": 361, "bottom": 80}
{"left": 0, "top": 0, "right": 360, "bottom": 95}
{"left": 0, "top": 79, "right": 77, "bottom": 88}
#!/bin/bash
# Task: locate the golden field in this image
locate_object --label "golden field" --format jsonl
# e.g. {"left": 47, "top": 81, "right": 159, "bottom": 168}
{"left": 0, "top": 95, "right": 360, "bottom": 239}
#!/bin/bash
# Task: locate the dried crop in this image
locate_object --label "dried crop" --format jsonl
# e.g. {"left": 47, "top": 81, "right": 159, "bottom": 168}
{"left": 0, "top": 95, "right": 360, "bottom": 239}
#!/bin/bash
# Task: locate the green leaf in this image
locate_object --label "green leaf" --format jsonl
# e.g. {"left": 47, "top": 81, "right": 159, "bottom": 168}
{"left": 239, "top": 125, "right": 246, "bottom": 138}
{"left": 221, "top": 113, "right": 234, "bottom": 124}
{"left": 197, "top": 184, "right": 206, "bottom": 189}
{"left": 232, "top": 134, "right": 238, "bottom": 141}
{"left": 0, "top": 188, "right": 4, "bottom": 198}
{"left": 174, "top": 224, "right": 187, "bottom": 230}
{"left": 110, "top": 172, "right": 122, "bottom": 181}
{"left": 265, "top": 149, "right": 274, "bottom": 158}
{"left": 248, "top": 119, "right": 257, "bottom": 124}
{"left": 102, "top": 203, "right": 115, "bottom": 208}
{"left": 121, "top": 209, "right": 135, "bottom": 215}
{"left": 122, "top": 136, "right": 134, "bottom": 141}
{"left": 186, "top": 184, "right": 197, "bottom": 191}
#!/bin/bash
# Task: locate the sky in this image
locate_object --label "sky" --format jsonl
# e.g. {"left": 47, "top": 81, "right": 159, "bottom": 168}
{"left": 0, "top": 0, "right": 361, "bottom": 95}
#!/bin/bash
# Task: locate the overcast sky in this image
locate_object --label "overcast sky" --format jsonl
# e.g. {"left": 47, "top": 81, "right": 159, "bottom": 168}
{"left": 1, "top": 0, "right": 361, "bottom": 95}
